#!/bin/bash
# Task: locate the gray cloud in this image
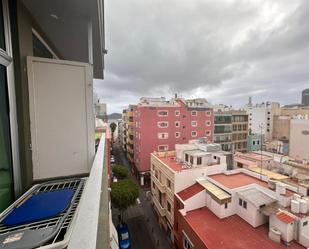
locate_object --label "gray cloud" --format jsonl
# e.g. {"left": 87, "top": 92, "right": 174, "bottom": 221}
{"left": 95, "top": 0, "right": 309, "bottom": 114}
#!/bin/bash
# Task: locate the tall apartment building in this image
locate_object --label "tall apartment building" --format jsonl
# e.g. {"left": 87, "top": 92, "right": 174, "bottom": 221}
{"left": 94, "top": 102, "right": 107, "bottom": 121}
{"left": 231, "top": 111, "right": 248, "bottom": 152}
{"left": 214, "top": 112, "right": 232, "bottom": 151}
{"left": 133, "top": 97, "right": 214, "bottom": 186}
{"left": 302, "top": 89, "right": 309, "bottom": 106}
{"left": 247, "top": 102, "right": 280, "bottom": 141}
{"left": 150, "top": 140, "right": 230, "bottom": 240}
{"left": 126, "top": 105, "right": 135, "bottom": 164}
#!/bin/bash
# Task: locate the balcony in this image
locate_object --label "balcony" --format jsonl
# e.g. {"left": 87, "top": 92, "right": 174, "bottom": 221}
{"left": 152, "top": 173, "right": 166, "bottom": 193}
{"left": 68, "top": 134, "right": 117, "bottom": 249}
{"left": 152, "top": 195, "right": 166, "bottom": 217}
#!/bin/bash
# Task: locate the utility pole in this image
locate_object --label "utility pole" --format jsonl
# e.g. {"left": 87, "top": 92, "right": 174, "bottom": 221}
{"left": 259, "top": 123, "right": 264, "bottom": 180}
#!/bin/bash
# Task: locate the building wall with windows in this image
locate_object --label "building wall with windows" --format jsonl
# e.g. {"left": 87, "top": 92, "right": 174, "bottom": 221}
{"left": 247, "top": 134, "right": 263, "bottom": 152}
{"left": 214, "top": 112, "right": 232, "bottom": 151}
{"left": 231, "top": 111, "right": 248, "bottom": 152}
{"left": 132, "top": 98, "right": 214, "bottom": 186}
{"left": 247, "top": 102, "right": 280, "bottom": 141}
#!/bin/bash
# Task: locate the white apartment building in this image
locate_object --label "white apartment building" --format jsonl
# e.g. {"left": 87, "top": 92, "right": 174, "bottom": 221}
{"left": 246, "top": 102, "right": 280, "bottom": 141}
{"left": 150, "top": 139, "right": 231, "bottom": 240}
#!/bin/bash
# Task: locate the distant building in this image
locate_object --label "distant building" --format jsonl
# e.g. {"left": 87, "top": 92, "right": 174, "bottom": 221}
{"left": 246, "top": 102, "right": 280, "bottom": 141}
{"left": 214, "top": 112, "right": 232, "bottom": 151}
{"left": 132, "top": 97, "right": 214, "bottom": 186}
{"left": 231, "top": 111, "right": 248, "bottom": 152}
{"left": 95, "top": 102, "right": 107, "bottom": 121}
{"left": 280, "top": 105, "right": 309, "bottom": 117}
{"left": 290, "top": 119, "right": 309, "bottom": 160}
{"left": 247, "top": 134, "right": 263, "bottom": 152}
{"left": 273, "top": 115, "right": 291, "bottom": 141}
{"left": 150, "top": 140, "right": 230, "bottom": 240}
{"left": 302, "top": 89, "right": 309, "bottom": 106}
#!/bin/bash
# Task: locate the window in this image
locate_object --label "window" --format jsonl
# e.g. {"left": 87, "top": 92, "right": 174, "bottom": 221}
{"left": 185, "top": 154, "right": 189, "bottom": 162}
{"left": 191, "top": 121, "right": 197, "bottom": 127}
{"left": 32, "top": 31, "right": 54, "bottom": 59}
{"left": 158, "top": 145, "right": 168, "bottom": 151}
{"left": 243, "top": 201, "right": 247, "bottom": 209}
{"left": 175, "top": 110, "right": 180, "bottom": 116}
{"left": 157, "top": 110, "right": 168, "bottom": 116}
{"left": 183, "top": 232, "right": 194, "bottom": 249}
{"left": 175, "top": 132, "right": 180, "bottom": 138}
{"left": 206, "top": 111, "right": 211, "bottom": 116}
{"left": 225, "top": 203, "right": 228, "bottom": 209}
{"left": 191, "top": 131, "right": 197, "bottom": 137}
{"left": 303, "top": 221, "right": 308, "bottom": 227}
{"left": 158, "top": 132, "right": 168, "bottom": 139}
{"left": 167, "top": 179, "right": 171, "bottom": 188}
{"left": 191, "top": 111, "right": 197, "bottom": 116}
{"left": 267, "top": 129, "right": 270, "bottom": 132}
{"left": 253, "top": 141, "right": 256, "bottom": 145}
{"left": 190, "top": 156, "right": 194, "bottom": 164}
{"left": 175, "top": 121, "right": 180, "bottom": 127}
{"left": 205, "top": 120, "right": 211, "bottom": 126}
{"left": 239, "top": 198, "right": 243, "bottom": 206}
{"left": 205, "top": 130, "right": 211, "bottom": 136}
{"left": 158, "top": 121, "right": 168, "bottom": 128}
{"left": 167, "top": 202, "right": 171, "bottom": 212}
{"left": 197, "top": 157, "right": 202, "bottom": 165}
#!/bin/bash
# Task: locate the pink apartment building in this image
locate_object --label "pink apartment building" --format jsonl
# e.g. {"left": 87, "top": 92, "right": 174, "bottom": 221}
{"left": 132, "top": 97, "right": 214, "bottom": 186}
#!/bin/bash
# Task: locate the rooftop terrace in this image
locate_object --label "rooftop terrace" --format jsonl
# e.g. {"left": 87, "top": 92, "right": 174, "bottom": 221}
{"left": 184, "top": 207, "right": 304, "bottom": 249}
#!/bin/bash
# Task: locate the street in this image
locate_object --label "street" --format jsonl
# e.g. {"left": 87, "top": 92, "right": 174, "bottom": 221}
{"left": 111, "top": 142, "right": 172, "bottom": 249}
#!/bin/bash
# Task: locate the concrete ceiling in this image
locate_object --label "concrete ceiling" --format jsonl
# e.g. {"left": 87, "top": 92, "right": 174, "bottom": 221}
{"left": 22, "top": 0, "right": 104, "bottom": 79}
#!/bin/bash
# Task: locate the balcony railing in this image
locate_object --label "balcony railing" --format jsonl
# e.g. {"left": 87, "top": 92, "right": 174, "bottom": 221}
{"left": 152, "top": 195, "right": 166, "bottom": 217}
{"left": 68, "top": 133, "right": 117, "bottom": 249}
{"left": 151, "top": 173, "right": 166, "bottom": 193}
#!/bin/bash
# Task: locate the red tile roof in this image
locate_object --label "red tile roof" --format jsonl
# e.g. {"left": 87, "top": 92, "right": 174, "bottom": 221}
{"left": 276, "top": 211, "right": 295, "bottom": 224}
{"left": 177, "top": 183, "right": 204, "bottom": 201}
{"left": 209, "top": 173, "right": 295, "bottom": 197}
{"left": 183, "top": 207, "right": 304, "bottom": 249}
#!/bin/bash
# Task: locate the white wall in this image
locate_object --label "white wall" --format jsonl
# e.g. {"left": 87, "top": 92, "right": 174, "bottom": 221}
{"left": 290, "top": 119, "right": 309, "bottom": 160}
{"left": 185, "top": 191, "right": 207, "bottom": 212}
{"left": 299, "top": 217, "right": 309, "bottom": 248}
{"left": 269, "top": 214, "right": 294, "bottom": 242}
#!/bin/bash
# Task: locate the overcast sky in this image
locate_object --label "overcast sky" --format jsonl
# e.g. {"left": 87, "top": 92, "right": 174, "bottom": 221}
{"left": 94, "top": 0, "right": 309, "bottom": 114}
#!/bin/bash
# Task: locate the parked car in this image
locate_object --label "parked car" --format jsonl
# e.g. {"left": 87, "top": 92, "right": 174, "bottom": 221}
{"left": 111, "top": 155, "right": 115, "bottom": 164}
{"left": 117, "top": 223, "right": 131, "bottom": 249}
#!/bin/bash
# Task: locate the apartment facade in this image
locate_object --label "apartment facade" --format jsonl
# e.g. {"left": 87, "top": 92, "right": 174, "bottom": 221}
{"left": 133, "top": 97, "right": 214, "bottom": 186}
{"left": 126, "top": 105, "right": 135, "bottom": 164}
{"left": 231, "top": 111, "right": 248, "bottom": 152}
{"left": 247, "top": 102, "right": 280, "bottom": 141}
{"left": 174, "top": 168, "right": 309, "bottom": 249}
{"left": 214, "top": 112, "right": 232, "bottom": 151}
{"left": 150, "top": 141, "right": 229, "bottom": 241}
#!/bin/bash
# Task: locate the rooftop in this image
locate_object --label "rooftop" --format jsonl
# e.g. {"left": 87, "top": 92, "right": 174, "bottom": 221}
{"left": 157, "top": 155, "right": 187, "bottom": 172}
{"left": 209, "top": 173, "right": 294, "bottom": 197}
{"left": 177, "top": 183, "right": 204, "bottom": 201}
{"left": 276, "top": 211, "right": 295, "bottom": 224}
{"left": 183, "top": 207, "right": 304, "bottom": 249}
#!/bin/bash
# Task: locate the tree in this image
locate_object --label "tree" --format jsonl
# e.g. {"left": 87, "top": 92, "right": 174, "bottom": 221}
{"left": 110, "top": 122, "right": 117, "bottom": 134}
{"left": 112, "top": 165, "right": 129, "bottom": 180}
{"left": 111, "top": 179, "right": 139, "bottom": 222}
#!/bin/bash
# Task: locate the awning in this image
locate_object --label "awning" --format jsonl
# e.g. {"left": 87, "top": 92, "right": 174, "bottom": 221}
{"left": 197, "top": 179, "right": 231, "bottom": 204}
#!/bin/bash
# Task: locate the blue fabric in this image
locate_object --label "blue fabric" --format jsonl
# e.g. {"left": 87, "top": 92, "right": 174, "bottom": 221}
{"left": 2, "top": 189, "right": 74, "bottom": 226}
